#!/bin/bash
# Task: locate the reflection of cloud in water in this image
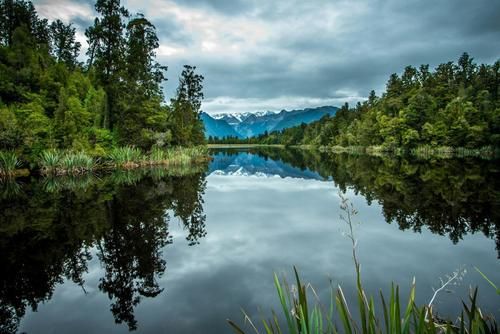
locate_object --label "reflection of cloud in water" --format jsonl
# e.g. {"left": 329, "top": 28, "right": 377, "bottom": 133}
{"left": 207, "top": 174, "right": 336, "bottom": 193}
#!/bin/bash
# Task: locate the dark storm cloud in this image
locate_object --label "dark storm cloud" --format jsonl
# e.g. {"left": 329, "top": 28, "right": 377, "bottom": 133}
{"left": 33, "top": 0, "right": 500, "bottom": 113}
{"left": 151, "top": 18, "right": 193, "bottom": 46}
{"left": 170, "top": 0, "right": 252, "bottom": 15}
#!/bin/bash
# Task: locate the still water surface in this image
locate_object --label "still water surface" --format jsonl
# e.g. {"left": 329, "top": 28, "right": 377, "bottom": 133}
{"left": 1, "top": 148, "right": 498, "bottom": 333}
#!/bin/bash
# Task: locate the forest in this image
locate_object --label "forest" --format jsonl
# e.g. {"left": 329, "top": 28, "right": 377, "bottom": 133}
{"left": 215, "top": 54, "right": 500, "bottom": 152}
{"left": 0, "top": 0, "right": 205, "bottom": 168}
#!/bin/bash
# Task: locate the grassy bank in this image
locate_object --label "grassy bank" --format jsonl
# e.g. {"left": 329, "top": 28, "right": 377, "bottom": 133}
{"left": 1, "top": 146, "right": 210, "bottom": 177}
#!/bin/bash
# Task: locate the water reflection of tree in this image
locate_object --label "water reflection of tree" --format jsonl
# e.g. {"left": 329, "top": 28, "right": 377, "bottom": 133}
{"left": 97, "top": 178, "right": 171, "bottom": 330}
{"left": 0, "top": 184, "right": 105, "bottom": 333}
{"left": 329, "top": 154, "right": 499, "bottom": 256}
{"left": 251, "top": 148, "right": 500, "bottom": 257}
{"left": 0, "top": 169, "right": 207, "bottom": 332}
{"left": 170, "top": 175, "right": 207, "bottom": 245}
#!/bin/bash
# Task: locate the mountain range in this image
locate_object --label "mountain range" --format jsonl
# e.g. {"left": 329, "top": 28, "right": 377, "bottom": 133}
{"left": 201, "top": 106, "right": 338, "bottom": 138}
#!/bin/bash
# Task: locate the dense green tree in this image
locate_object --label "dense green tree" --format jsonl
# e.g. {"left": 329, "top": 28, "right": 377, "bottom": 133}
{"left": 0, "top": 0, "right": 46, "bottom": 47}
{"left": 49, "top": 19, "right": 80, "bottom": 68}
{"left": 170, "top": 65, "right": 205, "bottom": 146}
{"left": 117, "top": 15, "right": 168, "bottom": 148}
{"left": 85, "top": 0, "right": 128, "bottom": 129}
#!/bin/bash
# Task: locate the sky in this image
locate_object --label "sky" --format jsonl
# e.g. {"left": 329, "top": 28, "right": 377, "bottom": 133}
{"left": 33, "top": 0, "right": 500, "bottom": 115}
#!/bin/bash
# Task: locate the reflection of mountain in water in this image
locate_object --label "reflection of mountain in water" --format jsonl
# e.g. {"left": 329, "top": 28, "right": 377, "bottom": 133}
{"left": 209, "top": 151, "right": 325, "bottom": 180}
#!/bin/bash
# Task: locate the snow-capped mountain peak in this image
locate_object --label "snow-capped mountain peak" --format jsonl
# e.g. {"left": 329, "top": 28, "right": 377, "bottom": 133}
{"left": 203, "top": 106, "right": 338, "bottom": 139}
{"left": 210, "top": 110, "right": 278, "bottom": 123}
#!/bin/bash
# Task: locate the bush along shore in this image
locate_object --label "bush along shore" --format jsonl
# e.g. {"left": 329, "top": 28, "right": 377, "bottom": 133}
{"left": 0, "top": 151, "right": 23, "bottom": 178}
{"left": 228, "top": 195, "right": 499, "bottom": 334}
{"left": 0, "top": 146, "right": 209, "bottom": 178}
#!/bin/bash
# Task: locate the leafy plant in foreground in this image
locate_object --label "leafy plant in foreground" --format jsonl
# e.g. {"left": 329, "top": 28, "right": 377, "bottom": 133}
{"left": 475, "top": 268, "right": 500, "bottom": 296}
{"left": 228, "top": 195, "right": 498, "bottom": 334}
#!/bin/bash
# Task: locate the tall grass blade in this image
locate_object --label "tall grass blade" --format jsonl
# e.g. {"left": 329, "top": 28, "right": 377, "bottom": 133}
{"left": 274, "top": 273, "right": 297, "bottom": 334}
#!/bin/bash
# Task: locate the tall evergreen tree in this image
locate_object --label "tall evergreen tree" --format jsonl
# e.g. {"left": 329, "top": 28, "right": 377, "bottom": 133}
{"left": 117, "top": 15, "right": 168, "bottom": 148}
{"left": 85, "top": 0, "right": 129, "bottom": 129}
{"left": 170, "top": 65, "right": 205, "bottom": 146}
{"left": 49, "top": 19, "right": 81, "bottom": 69}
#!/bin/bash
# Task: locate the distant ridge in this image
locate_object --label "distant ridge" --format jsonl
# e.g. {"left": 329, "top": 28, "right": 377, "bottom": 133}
{"left": 201, "top": 112, "right": 242, "bottom": 138}
{"left": 202, "top": 106, "right": 337, "bottom": 138}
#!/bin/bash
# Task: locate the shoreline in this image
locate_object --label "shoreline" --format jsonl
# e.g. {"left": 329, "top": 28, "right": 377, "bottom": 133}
{"left": 209, "top": 143, "right": 499, "bottom": 159}
{"left": 207, "top": 144, "right": 285, "bottom": 149}
{"left": 3, "top": 143, "right": 498, "bottom": 179}
{"left": 0, "top": 147, "right": 210, "bottom": 179}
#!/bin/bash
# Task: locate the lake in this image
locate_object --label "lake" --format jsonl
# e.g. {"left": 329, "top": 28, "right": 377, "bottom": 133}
{"left": 1, "top": 148, "right": 499, "bottom": 333}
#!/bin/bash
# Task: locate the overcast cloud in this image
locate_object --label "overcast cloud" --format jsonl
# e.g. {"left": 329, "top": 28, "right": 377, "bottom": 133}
{"left": 33, "top": 0, "right": 500, "bottom": 114}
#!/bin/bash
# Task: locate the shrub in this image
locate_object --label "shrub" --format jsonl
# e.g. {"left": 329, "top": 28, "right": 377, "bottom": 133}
{"left": 0, "top": 151, "right": 21, "bottom": 177}
{"left": 107, "top": 146, "right": 144, "bottom": 167}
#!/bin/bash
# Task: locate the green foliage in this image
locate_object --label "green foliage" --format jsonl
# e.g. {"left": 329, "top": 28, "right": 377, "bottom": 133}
{"left": 0, "top": 151, "right": 20, "bottom": 176}
{"left": 0, "top": 0, "right": 205, "bottom": 170}
{"left": 39, "top": 150, "right": 95, "bottom": 175}
{"left": 49, "top": 19, "right": 81, "bottom": 68}
{"left": 169, "top": 65, "right": 206, "bottom": 146}
{"left": 474, "top": 268, "right": 500, "bottom": 295}
{"left": 0, "top": 106, "right": 23, "bottom": 149}
{"left": 107, "top": 146, "right": 143, "bottom": 166}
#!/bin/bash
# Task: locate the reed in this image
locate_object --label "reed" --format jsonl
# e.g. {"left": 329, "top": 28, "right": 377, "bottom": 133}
{"left": 321, "top": 146, "right": 367, "bottom": 155}
{"left": 228, "top": 196, "right": 498, "bottom": 334}
{"left": 37, "top": 146, "right": 208, "bottom": 174}
{"left": 147, "top": 146, "right": 169, "bottom": 165}
{"left": 0, "top": 151, "right": 21, "bottom": 177}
